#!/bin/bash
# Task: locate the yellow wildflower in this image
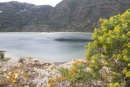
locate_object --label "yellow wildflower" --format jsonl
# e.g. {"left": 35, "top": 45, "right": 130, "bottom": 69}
{"left": 128, "top": 63, "right": 130, "bottom": 67}
{"left": 123, "top": 55, "right": 129, "bottom": 61}
{"left": 126, "top": 71, "right": 130, "bottom": 77}
{"left": 112, "top": 72, "right": 117, "bottom": 75}
{"left": 123, "top": 68, "right": 127, "bottom": 74}
{"left": 49, "top": 78, "right": 55, "bottom": 86}
{"left": 126, "top": 31, "right": 130, "bottom": 36}
{"left": 104, "top": 61, "right": 108, "bottom": 66}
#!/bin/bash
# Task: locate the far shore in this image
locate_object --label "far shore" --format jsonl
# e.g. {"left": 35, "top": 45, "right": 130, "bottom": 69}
{"left": 0, "top": 31, "right": 93, "bottom": 33}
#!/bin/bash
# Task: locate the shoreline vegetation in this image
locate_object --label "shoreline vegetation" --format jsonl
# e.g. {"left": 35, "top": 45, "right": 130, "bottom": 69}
{"left": 0, "top": 50, "right": 5, "bottom": 59}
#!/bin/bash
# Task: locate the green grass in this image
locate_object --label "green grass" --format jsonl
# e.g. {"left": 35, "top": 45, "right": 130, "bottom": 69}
{"left": 1, "top": 58, "right": 11, "bottom": 62}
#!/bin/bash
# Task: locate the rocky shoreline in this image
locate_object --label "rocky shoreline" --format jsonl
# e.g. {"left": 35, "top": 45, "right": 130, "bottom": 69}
{"left": 0, "top": 57, "right": 87, "bottom": 87}
{"left": 0, "top": 57, "right": 109, "bottom": 87}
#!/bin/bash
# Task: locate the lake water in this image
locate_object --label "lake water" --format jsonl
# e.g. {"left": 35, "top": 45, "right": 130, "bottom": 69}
{"left": 0, "top": 32, "right": 92, "bottom": 62}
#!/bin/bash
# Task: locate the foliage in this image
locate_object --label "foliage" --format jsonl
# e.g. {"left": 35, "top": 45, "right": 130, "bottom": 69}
{"left": 18, "top": 57, "right": 26, "bottom": 63}
{"left": 0, "top": 51, "right": 5, "bottom": 59}
{"left": 1, "top": 57, "right": 10, "bottom": 62}
{"left": 58, "top": 8, "right": 130, "bottom": 86}
{"left": 86, "top": 8, "right": 130, "bottom": 86}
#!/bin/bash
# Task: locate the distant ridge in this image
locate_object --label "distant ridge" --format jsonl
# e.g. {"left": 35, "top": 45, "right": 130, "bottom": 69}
{"left": 0, "top": 0, "right": 130, "bottom": 32}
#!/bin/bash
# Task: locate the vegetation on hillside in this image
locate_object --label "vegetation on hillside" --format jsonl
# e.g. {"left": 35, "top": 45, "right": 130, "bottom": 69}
{"left": 0, "top": 0, "right": 130, "bottom": 32}
{"left": 50, "top": 0, "right": 130, "bottom": 32}
{"left": 0, "top": 1, "right": 53, "bottom": 32}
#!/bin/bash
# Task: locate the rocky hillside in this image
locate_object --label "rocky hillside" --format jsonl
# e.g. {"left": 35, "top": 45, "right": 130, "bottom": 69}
{"left": 51, "top": 0, "right": 130, "bottom": 32}
{"left": 0, "top": 0, "right": 130, "bottom": 32}
{"left": 0, "top": 1, "right": 53, "bottom": 32}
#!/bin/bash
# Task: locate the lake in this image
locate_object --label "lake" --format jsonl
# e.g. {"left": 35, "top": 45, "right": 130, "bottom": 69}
{"left": 0, "top": 32, "right": 92, "bottom": 62}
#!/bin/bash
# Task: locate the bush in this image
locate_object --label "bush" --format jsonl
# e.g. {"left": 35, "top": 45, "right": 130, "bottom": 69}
{"left": 0, "top": 51, "right": 5, "bottom": 59}
{"left": 86, "top": 8, "right": 130, "bottom": 86}
{"left": 18, "top": 57, "right": 25, "bottom": 63}
{"left": 59, "top": 8, "right": 130, "bottom": 87}
{"left": 1, "top": 58, "right": 10, "bottom": 62}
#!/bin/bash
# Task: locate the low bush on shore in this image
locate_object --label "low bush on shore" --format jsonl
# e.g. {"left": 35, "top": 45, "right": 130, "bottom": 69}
{"left": 1, "top": 57, "right": 10, "bottom": 62}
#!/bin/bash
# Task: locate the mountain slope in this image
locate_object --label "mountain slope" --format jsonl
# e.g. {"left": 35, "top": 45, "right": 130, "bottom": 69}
{"left": 50, "top": 0, "right": 130, "bottom": 32}
{"left": 0, "top": 0, "right": 130, "bottom": 32}
{"left": 0, "top": 1, "right": 53, "bottom": 32}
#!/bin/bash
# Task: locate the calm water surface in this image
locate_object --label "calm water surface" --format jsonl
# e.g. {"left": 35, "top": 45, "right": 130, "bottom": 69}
{"left": 0, "top": 32, "right": 92, "bottom": 62}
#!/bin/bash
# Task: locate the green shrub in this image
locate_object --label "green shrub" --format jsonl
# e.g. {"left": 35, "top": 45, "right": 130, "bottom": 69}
{"left": 1, "top": 58, "right": 10, "bottom": 62}
{"left": 0, "top": 51, "right": 5, "bottom": 59}
{"left": 58, "top": 8, "right": 130, "bottom": 87}
{"left": 86, "top": 8, "right": 130, "bottom": 86}
{"left": 18, "top": 57, "right": 25, "bottom": 63}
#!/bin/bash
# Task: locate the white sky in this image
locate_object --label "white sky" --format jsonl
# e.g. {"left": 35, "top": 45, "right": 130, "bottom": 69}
{"left": 0, "top": 0, "right": 62, "bottom": 7}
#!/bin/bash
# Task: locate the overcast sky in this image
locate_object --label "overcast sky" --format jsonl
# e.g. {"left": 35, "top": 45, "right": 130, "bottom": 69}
{"left": 0, "top": 0, "right": 62, "bottom": 7}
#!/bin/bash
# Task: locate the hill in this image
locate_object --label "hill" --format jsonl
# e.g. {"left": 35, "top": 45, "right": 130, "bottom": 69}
{"left": 51, "top": 0, "right": 130, "bottom": 32}
{"left": 0, "top": 0, "right": 130, "bottom": 32}
{"left": 0, "top": 1, "right": 53, "bottom": 32}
